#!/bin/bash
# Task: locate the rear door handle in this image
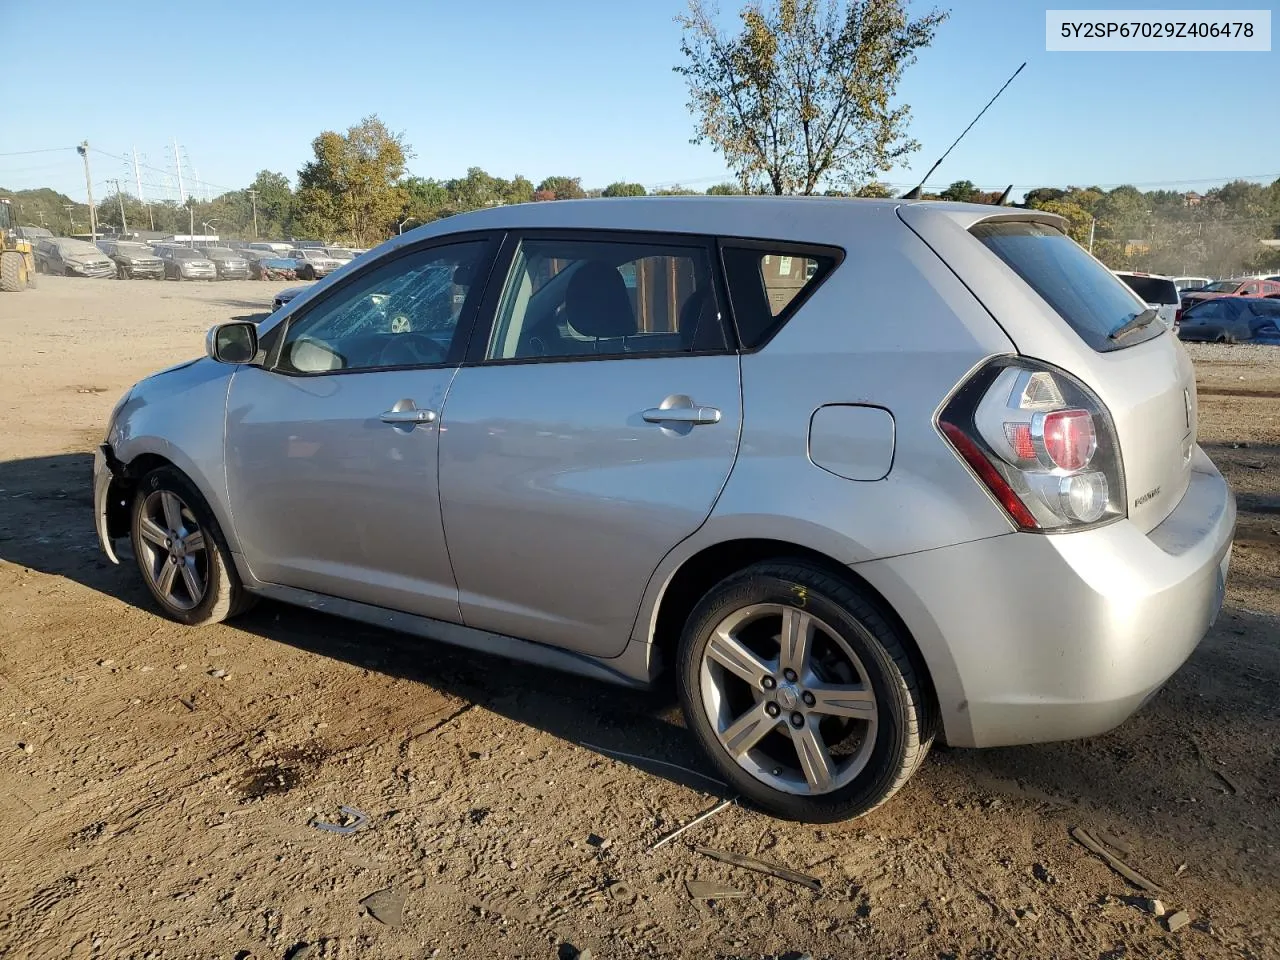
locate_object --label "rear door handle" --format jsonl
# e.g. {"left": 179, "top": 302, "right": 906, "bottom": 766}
{"left": 380, "top": 399, "right": 437, "bottom": 427}
{"left": 642, "top": 394, "right": 721, "bottom": 426}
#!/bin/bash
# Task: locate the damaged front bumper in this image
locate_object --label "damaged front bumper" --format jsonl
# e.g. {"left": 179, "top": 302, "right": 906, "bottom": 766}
{"left": 93, "top": 444, "right": 126, "bottom": 563}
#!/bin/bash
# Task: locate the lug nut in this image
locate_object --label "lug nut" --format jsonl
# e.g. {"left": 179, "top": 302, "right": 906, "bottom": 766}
{"left": 783, "top": 668, "right": 798, "bottom": 682}
{"left": 802, "top": 691, "right": 816, "bottom": 707}
{"left": 765, "top": 702, "right": 780, "bottom": 718}
{"left": 762, "top": 676, "right": 776, "bottom": 690}
{"left": 790, "top": 712, "right": 804, "bottom": 728}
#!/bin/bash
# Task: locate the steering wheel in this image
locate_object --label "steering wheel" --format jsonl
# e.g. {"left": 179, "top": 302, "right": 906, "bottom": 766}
{"left": 378, "top": 332, "right": 446, "bottom": 366}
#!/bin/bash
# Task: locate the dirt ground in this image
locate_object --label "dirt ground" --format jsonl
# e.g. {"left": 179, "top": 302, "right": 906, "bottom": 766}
{"left": 0, "top": 277, "right": 1277, "bottom": 960}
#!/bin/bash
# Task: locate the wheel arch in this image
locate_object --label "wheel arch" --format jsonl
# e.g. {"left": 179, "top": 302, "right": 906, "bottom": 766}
{"left": 645, "top": 537, "right": 939, "bottom": 727}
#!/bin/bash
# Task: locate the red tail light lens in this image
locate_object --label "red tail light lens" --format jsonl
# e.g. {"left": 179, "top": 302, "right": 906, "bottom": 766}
{"left": 938, "top": 359, "right": 1126, "bottom": 532}
{"left": 1041, "top": 409, "right": 1095, "bottom": 471}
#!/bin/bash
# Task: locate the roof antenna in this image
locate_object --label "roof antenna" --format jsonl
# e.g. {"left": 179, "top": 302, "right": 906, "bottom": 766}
{"left": 995, "top": 184, "right": 1013, "bottom": 205}
{"left": 900, "top": 62, "right": 1027, "bottom": 200}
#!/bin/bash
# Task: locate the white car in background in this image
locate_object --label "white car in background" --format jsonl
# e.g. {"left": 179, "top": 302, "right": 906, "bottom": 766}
{"left": 1112, "top": 271, "right": 1180, "bottom": 330}
{"left": 1172, "top": 276, "right": 1212, "bottom": 293}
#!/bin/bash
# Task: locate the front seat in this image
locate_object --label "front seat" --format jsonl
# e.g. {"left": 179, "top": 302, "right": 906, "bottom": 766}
{"left": 564, "top": 262, "right": 636, "bottom": 349}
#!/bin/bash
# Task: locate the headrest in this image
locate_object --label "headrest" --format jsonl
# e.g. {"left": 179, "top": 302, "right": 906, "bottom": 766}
{"left": 565, "top": 261, "right": 636, "bottom": 339}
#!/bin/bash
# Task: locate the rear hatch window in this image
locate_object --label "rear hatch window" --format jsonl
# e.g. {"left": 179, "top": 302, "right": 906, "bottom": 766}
{"left": 1117, "top": 274, "right": 1179, "bottom": 305}
{"left": 971, "top": 221, "right": 1163, "bottom": 352}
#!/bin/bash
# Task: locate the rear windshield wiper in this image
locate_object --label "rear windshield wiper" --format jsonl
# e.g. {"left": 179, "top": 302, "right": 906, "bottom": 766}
{"left": 1109, "top": 307, "right": 1160, "bottom": 342}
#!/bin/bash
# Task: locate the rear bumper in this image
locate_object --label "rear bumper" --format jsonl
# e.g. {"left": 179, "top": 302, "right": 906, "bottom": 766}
{"left": 854, "top": 445, "right": 1235, "bottom": 748}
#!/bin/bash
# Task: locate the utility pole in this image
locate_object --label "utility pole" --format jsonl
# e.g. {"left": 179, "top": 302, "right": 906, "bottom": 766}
{"left": 247, "top": 189, "right": 259, "bottom": 238}
{"left": 77, "top": 141, "right": 97, "bottom": 241}
{"left": 1087, "top": 217, "right": 1096, "bottom": 255}
{"left": 132, "top": 146, "right": 144, "bottom": 202}
{"left": 38, "top": 211, "right": 47, "bottom": 228}
{"left": 63, "top": 203, "right": 74, "bottom": 231}
{"left": 108, "top": 179, "right": 128, "bottom": 234}
{"left": 188, "top": 202, "right": 195, "bottom": 245}
{"left": 173, "top": 138, "right": 186, "bottom": 204}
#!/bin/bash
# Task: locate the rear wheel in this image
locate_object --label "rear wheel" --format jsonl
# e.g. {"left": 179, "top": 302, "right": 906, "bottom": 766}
{"left": 0, "top": 251, "right": 24, "bottom": 292}
{"left": 678, "top": 561, "right": 934, "bottom": 822}
{"left": 130, "top": 466, "right": 255, "bottom": 626}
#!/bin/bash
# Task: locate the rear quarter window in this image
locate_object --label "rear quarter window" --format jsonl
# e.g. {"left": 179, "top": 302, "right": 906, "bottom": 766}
{"left": 721, "top": 243, "right": 841, "bottom": 348}
{"left": 971, "top": 220, "right": 1162, "bottom": 352}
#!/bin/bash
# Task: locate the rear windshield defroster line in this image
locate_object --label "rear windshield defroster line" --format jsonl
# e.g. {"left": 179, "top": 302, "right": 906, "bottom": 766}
{"left": 971, "top": 220, "right": 1163, "bottom": 352}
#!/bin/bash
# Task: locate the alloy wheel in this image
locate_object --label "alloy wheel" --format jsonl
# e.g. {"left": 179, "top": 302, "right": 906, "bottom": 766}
{"left": 136, "top": 490, "right": 209, "bottom": 611}
{"left": 699, "top": 603, "right": 879, "bottom": 796}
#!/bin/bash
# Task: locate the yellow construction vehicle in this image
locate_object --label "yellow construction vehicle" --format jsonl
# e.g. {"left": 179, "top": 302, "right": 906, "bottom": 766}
{"left": 0, "top": 198, "right": 37, "bottom": 292}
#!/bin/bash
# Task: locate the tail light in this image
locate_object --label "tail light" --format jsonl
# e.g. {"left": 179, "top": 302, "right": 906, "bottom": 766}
{"left": 938, "top": 358, "right": 1126, "bottom": 532}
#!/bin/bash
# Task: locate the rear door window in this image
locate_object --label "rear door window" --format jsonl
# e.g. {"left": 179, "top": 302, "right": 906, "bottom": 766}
{"left": 721, "top": 244, "right": 841, "bottom": 348}
{"left": 1117, "top": 274, "right": 1179, "bottom": 305}
{"left": 971, "top": 220, "right": 1163, "bottom": 351}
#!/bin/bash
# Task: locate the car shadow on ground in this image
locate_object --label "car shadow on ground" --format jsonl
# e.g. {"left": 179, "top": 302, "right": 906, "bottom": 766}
{"left": 2, "top": 451, "right": 1276, "bottom": 822}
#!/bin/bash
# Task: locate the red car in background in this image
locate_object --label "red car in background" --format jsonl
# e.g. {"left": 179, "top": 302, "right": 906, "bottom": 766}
{"left": 1181, "top": 277, "right": 1280, "bottom": 314}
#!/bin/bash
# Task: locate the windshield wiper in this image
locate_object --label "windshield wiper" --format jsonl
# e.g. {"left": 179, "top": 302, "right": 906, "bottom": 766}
{"left": 1109, "top": 307, "right": 1160, "bottom": 342}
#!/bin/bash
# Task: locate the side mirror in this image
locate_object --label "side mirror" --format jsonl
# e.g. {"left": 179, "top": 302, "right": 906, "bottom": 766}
{"left": 206, "top": 321, "right": 259, "bottom": 364}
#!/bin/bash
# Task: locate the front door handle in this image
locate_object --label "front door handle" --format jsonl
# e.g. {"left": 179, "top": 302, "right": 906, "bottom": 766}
{"left": 642, "top": 394, "right": 722, "bottom": 426}
{"left": 380, "top": 399, "right": 437, "bottom": 427}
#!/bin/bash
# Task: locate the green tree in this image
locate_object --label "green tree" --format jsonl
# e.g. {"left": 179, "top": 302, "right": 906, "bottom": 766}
{"left": 939, "top": 179, "right": 980, "bottom": 203}
{"left": 705, "top": 182, "right": 743, "bottom": 195}
{"left": 853, "top": 181, "right": 893, "bottom": 198}
{"left": 652, "top": 184, "right": 699, "bottom": 196}
{"left": 675, "top": 0, "right": 946, "bottom": 195}
{"left": 1029, "top": 198, "right": 1094, "bottom": 247}
{"left": 296, "top": 115, "right": 410, "bottom": 245}
{"left": 535, "top": 176, "right": 586, "bottom": 200}
{"left": 602, "top": 181, "right": 647, "bottom": 197}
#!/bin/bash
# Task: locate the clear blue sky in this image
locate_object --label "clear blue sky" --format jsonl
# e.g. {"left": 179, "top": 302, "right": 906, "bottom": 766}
{"left": 4, "top": 0, "right": 1276, "bottom": 204}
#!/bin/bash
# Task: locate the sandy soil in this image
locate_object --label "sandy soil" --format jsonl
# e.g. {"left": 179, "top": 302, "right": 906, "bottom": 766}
{"left": 0, "top": 278, "right": 1277, "bottom": 960}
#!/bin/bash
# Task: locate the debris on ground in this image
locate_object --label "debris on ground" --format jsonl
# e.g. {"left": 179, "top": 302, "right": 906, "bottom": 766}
{"left": 557, "top": 944, "right": 593, "bottom": 960}
{"left": 1070, "top": 827, "right": 1164, "bottom": 893}
{"left": 1165, "top": 910, "right": 1192, "bottom": 933}
{"left": 312, "top": 805, "right": 369, "bottom": 835}
{"left": 283, "top": 944, "right": 314, "bottom": 960}
{"left": 650, "top": 797, "right": 735, "bottom": 850}
{"left": 692, "top": 845, "right": 822, "bottom": 892}
{"left": 360, "top": 887, "right": 406, "bottom": 927}
{"left": 1141, "top": 898, "right": 1166, "bottom": 917}
{"left": 208, "top": 668, "right": 227, "bottom": 679}
{"left": 686, "top": 879, "right": 747, "bottom": 900}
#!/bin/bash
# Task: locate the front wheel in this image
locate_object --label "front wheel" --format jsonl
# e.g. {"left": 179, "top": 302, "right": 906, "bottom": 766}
{"left": 678, "top": 561, "right": 934, "bottom": 822}
{"left": 129, "top": 466, "right": 255, "bottom": 626}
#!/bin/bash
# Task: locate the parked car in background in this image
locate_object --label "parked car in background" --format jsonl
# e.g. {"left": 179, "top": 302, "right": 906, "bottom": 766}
{"left": 288, "top": 248, "right": 344, "bottom": 280}
{"left": 98, "top": 240, "right": 164, "bottom": 279}
{"left": 198, "top": 247, "right": 251, "bottom": 280}
{"left": 1171, "top": 276, "right": 1211, "bottom": 293}
{"left": 34, "top": 238, "right": 115, "bottom": 278}
{"left": 1112, "top": 271, "right": 1180, "bottom": 330}
{"left": 325, "top": 247, "right": 361, "bottom": 263}
{"left": 1181, "top": 277, "right": 1280, "bottom": 312}
{"left": 154, "top": 245, "right": 217, "bottom": 281}
{"left": 93, "top": 197, "right": 1234, "bottom": 822}
{"left": 245, "top": 242, "right": 295, "bottom": 256}
{"left": 1177, "top": 296, "right": 1280, "bottom": 344}
{"left": 14, "top": 226, "right": 54, "bottom": 243}
{"left": 246, "top": 251, "right": 299, "bottom": 280}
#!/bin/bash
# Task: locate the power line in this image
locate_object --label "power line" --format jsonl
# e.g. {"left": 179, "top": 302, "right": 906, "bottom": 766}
{"left": 0, "top": 147, "right": 74, "bottom": 157}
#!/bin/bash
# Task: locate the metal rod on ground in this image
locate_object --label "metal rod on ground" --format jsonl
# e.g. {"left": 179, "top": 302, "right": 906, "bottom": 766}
{"left": 650, "top": 797, "right": 736, "bottom": 850}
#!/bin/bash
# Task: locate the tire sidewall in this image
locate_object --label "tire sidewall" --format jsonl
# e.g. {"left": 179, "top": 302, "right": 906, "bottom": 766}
{"left": 129, "top": 467, "right": 236, "bottom": 626}
{"left": 678, "top": 566, "right": 916, "bottom": 822}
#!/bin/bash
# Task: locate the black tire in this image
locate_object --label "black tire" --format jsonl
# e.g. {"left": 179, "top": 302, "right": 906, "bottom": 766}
{"left": 129, "top": 466, "right": 256, "bottom": 626}
{"left": 0, "top": 251, "right": 23, "bottom": 292}
{"left": 677, "top": 560, "right": 935, "bottom": 822}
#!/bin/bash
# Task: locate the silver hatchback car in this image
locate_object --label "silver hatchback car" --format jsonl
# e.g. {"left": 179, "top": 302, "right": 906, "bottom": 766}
{"left": 93, "top": 198, "right": 1235, "bottom": 822}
